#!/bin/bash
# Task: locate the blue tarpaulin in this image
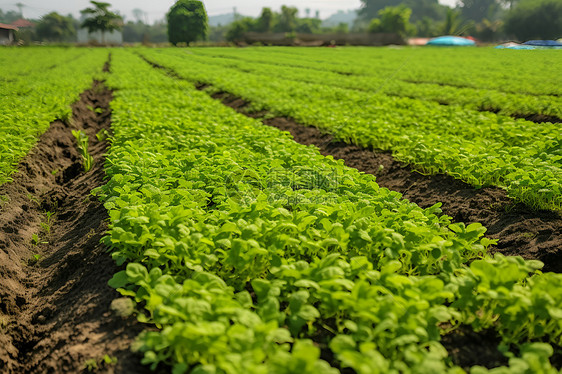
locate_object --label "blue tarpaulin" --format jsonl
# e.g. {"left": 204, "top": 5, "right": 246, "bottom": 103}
{"left": 523, "top": 40, "right": 562, "bottom": 47}
{"left": 426, "top": 36, "right": 476, "bottom": 46}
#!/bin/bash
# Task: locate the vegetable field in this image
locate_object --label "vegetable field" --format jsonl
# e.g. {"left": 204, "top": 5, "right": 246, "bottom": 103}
{"left": 0, "top": 47, "right": 560, "bottom": 374}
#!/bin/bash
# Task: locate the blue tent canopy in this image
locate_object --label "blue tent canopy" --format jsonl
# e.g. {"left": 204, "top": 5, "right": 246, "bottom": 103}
{"left": 523, "top": 40, "right": 562, "bottom": 47}
{"left": 426, "top": 36, "right": 476, "bottom": 46}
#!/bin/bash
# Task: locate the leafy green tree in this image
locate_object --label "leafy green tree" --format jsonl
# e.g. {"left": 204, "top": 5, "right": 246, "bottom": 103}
{"left": 255, "top": 7, "right": 274, "bottom": 33}
{"left": 504, "top": 0, "right": 562, "bottom": 40}
{"left": 36, "top": 12, "right": 76, "bottom": 42}
{"left": 80, "top": 1, "right": 122, "bottom": 43}
{"left": 334, "top": 22, "right": 350, "bottom": 34}
{"left": 416, "top": 16, "right": 439, "bottom": 37}
{"left": 296, "top": 18, "right": 321, "bottom": 34}
{"left": 475, "top": 18, "right": 503, "bottom": 41}
{"left": 167, "top": 0, "right": 208, "bottom": 45}
{"left": 359, "top": 0, "right": 447, "bottom": 23}
{"left": 440, "top": 8, "right": 473, "bottom": 35}
{"left": 368, "top": 5, "right": 415, "bottom": 37}
{"left": 225, "top": 17, "right": 255, "bottom": 42}
{"left": 275, "top": 6, "right": 298, "bottom": 33}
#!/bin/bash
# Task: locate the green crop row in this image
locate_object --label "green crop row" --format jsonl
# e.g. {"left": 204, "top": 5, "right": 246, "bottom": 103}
{"left": 184, "top": 48, "right": 562, "bottom": 119}
{"left": 0, "top": 47, "right": 108, "bottom": 185}
{"left": 138, "top": 49, "right": 562, "bottom": 211}
{"left": 98, "top": 50, "right": 562, "bottom": 374}
{"left": 191, "top": 47, "right": 562, "bottom": 97}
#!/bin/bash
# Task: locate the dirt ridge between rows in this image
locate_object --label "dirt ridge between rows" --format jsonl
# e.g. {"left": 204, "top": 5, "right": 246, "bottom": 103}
{"left": 0, "top": 60, "right": 148, "bottom": 373}
{"left": 138, "top": 54, "right": 560, "bottom": 273}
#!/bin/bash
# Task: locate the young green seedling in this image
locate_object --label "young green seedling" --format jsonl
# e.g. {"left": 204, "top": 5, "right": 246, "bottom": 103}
{"left": 72, "top": 130, "right": 94, "bottom": 172}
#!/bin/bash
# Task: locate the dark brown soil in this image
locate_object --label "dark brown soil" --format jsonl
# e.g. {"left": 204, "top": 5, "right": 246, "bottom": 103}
{"left": 441, "top": 327, "right": 508, "bottom": 370}
{"left": 0, "top": 77, "right": 148, "bottom": 373}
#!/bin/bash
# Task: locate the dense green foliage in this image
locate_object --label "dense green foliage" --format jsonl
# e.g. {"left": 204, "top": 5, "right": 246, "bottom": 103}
{"left": 98, "top": 49, "right": 562, "bottom": 373}
{"left": 0, "top": 48, "right": 108, "bottom": 185}
{"left": 140, "top": 47, "right": 562, "bottom": 211}
{"left": 35, "top": 12, "right": 76, "bottom": 42}
{"left": 358, "top": 0, "right": 446, "bottom": 23}
{"left": 504, "top": 0, "right": 562, "bottom": 40}
{"left": 368, "top": 6, "right": 415, "bottom": 37}
{"left": 167, "top": 0, "right": 208, "bottom": 45}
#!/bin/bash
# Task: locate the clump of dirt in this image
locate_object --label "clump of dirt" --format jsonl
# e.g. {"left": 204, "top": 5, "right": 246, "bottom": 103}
{"left": 0, "top": 72, "right": 149, "bottom": 372}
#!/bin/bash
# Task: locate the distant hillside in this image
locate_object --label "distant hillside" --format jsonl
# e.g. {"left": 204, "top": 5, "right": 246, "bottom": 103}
{"left": 322, "top": 10, "right": 358, "bottom": 28}
{"left": 208, "top": 13, "right": 236, "bottom": 27}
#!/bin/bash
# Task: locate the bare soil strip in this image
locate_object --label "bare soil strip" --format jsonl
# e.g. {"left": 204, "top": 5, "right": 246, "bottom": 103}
{"left": 0, "top": 72, "right": 148, "bottom": 372}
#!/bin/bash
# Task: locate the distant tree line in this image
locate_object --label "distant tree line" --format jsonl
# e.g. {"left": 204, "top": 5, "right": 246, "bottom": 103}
{"left": 216, "top": 0, "right": 561, "bottom": 42}
{"left": 355, "top": 0, "right": 561, "bottom": 41}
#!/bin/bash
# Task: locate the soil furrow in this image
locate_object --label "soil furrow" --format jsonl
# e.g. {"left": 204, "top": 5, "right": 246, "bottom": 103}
{"left": 0, "top": 61, "right": 147, "bottom": 373}
{"left": 140, "top": 55, "right": 561, "bottom": 272}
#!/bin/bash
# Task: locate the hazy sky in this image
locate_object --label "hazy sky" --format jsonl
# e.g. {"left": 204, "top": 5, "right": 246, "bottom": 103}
{"left": 0, "top": 0, "right": 458, "bottom": 24}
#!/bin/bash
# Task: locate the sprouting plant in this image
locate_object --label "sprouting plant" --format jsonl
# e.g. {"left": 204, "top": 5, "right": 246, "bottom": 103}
{"left": 31, "top": 233, "right": 48, "bottom": 246}
{"left": 96, "top": 129, "right": 109, "bottom": 142}
{"left": 27, "top": 193, "right": 40, "bottom": 205}
{"left": 40, "top": 211, "right": 55, "bottom": 234}
{"left": 51, "top": 169, "right": 59, "bottom": 175}
{"left": 102, "top": 355, "right": 118, "bottom": 366}
{"left": 72, "top": 130, "right": 94, "bottom": 172}
{"left": 83, "top": 358, "right": 98, "bottom": 371}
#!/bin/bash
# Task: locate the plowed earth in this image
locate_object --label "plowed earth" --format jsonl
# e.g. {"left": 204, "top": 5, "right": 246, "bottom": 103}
{"left": 0, "top": 72, "right": 149, "bottom": 373}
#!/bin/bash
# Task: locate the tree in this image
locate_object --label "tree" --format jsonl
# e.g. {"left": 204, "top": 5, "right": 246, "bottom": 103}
{"left": 255, "top": 7, "right": 274, "bottom": 33}
{"left": 132, "top": 8, "right": 145, "bottom": 23}
{"left": 275, "top": 6, "right": 298, "bottom": 33}
{"left": 0, "top": 9, "right": 22, "bottom": 24}
{"left": 475, "top": 18, "right": 503, "bottom": 41}
{"left": 440, "top": 7, "right": 473, "bottom": 35}
{"left": 167, "top": 0, "right": 208, "bottom": 45}
{"left": 368, "top": 5, "right": 415, "bottom": 37}
{"left": 458, "top": 0, "right": 502, "bottom": 22}
{"left": 296, "top": 18, "right": 321, "bottom": 34}
{"left": 359, "top": 0, "right": 447, "bottom": 23}
{"left": 504, "top": 0, "right": 562, "bottom": 40}
{"left": 80, "top": 1, "right": 122, "bottom": 44}
{"left": 36, "top": 12, "right": 76, "bottom": 42}
{"left": 225, "top": 17, "right": 254, "bottom": 42}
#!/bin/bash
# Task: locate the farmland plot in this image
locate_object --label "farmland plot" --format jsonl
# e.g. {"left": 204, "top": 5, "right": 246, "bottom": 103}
{"left": 0, "top": 47, "right": 560, "bottom": 374}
